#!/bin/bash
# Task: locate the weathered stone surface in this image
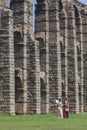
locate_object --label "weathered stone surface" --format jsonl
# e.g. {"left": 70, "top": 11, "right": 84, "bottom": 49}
{"left": 35, "top": 0, "right": 86, "bottom": 114}
{"left": 0, "top": 8, "right": 15, "bottom": 114}
{"left": 0, "top": 0, "right": 87, "bottom": 115}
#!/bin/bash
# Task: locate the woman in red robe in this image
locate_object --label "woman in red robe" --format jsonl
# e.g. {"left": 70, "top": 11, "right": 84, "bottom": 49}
{"left": 63, "top": 98, "right": 69, "bottom": 118}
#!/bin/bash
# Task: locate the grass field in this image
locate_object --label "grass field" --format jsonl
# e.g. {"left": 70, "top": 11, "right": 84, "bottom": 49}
{"left": 0, "top": 113, "right": 87, "bottom": 130}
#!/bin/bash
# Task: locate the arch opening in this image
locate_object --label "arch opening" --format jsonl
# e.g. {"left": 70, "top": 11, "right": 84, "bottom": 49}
{"left": 15, "top": 68, "right": 23, "bottom": 115}
{"left": 40, "top": 78, "right": 46, "bottom": 114}
{"left": 74, "top": 5, "right": 80, "bottom": 18}
{"left": 59, "top": 0, "right": 63, "bottom": 12}
{"left": 14, "top": 31, "right": 23, "bottom": 44}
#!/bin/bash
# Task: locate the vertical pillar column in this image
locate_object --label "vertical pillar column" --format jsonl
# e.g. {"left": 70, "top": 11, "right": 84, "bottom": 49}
{"left": 55, "top": 2, "right": 62, "bottom": 99}
{"left": 0, "top": 9, "right": 15, "bottom": 114}
{"left": 35, "top": 41, "right": 41, "bottom": 114}
{"left": 27, "top": 40, "right": 40, "bottom": 114}
{"left": 59, "top": 10, "right": 68, "bottom": 98}
{"left": 80, "top": 18, "right": 84, "bottom": 112}
{"left": 67, "top": 8, "right": 79, "bottom": 113}
{"left": 10, "top": 0, "right": 34, "bottom": 115}
{"left": 22, "top": 0, "right": 32, "bottom": 114}
{"left": 8, "top": 10, "right": 15, "bottom": 115}
{"left": 82, "top": 14, "right": 87, "bottom": 112}
{"left": 23, "top": 0, "right": 34, "bottom": 115}
{"left": 35, "top": 1, "right": 50, "bottom": 113}
{"left": 65, "top": 13, "right": 68, "bottom": 98}
{"left": 75, "top": 16, "right": 84, "bottom": 112}
{"left": 27, "top": 1, "right": 41, "bottom": 114}
{"left": 45, "top": 2, "right": 49, "bottom": 114}
{"left": 49, "top": 1, "right": 61, "bottom": 112}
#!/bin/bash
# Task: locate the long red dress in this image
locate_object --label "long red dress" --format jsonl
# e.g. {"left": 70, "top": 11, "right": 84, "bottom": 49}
{"left": 63, "top": 103, "right": 69, "bottom": 118}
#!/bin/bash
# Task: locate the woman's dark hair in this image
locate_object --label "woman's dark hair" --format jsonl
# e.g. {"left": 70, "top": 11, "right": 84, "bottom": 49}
{"left": 65, "top": 98, "right": 68, "bottom": 101}
{"left": 59, "top": 98, "right": 61, "bottom": 102}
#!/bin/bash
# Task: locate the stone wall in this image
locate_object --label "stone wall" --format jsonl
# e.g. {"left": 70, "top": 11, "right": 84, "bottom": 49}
{"left": 35, "top": 0, "right": 85, "bottom": 114}
{"left": 0, "top": 0, "right": 87, "bottom": 115}
{"left": 35, "top": 0, "right": 62, "bottom": 113}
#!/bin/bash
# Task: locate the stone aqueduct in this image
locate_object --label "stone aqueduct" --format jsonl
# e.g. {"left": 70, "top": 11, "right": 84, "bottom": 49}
{"left": 0, "top": 0, "right": 87, "bottom": 115}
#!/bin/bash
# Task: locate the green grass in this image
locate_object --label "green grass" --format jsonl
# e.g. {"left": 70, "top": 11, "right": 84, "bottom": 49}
{"left": 0, "top": 113, "right": 87, "bottom": 130}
